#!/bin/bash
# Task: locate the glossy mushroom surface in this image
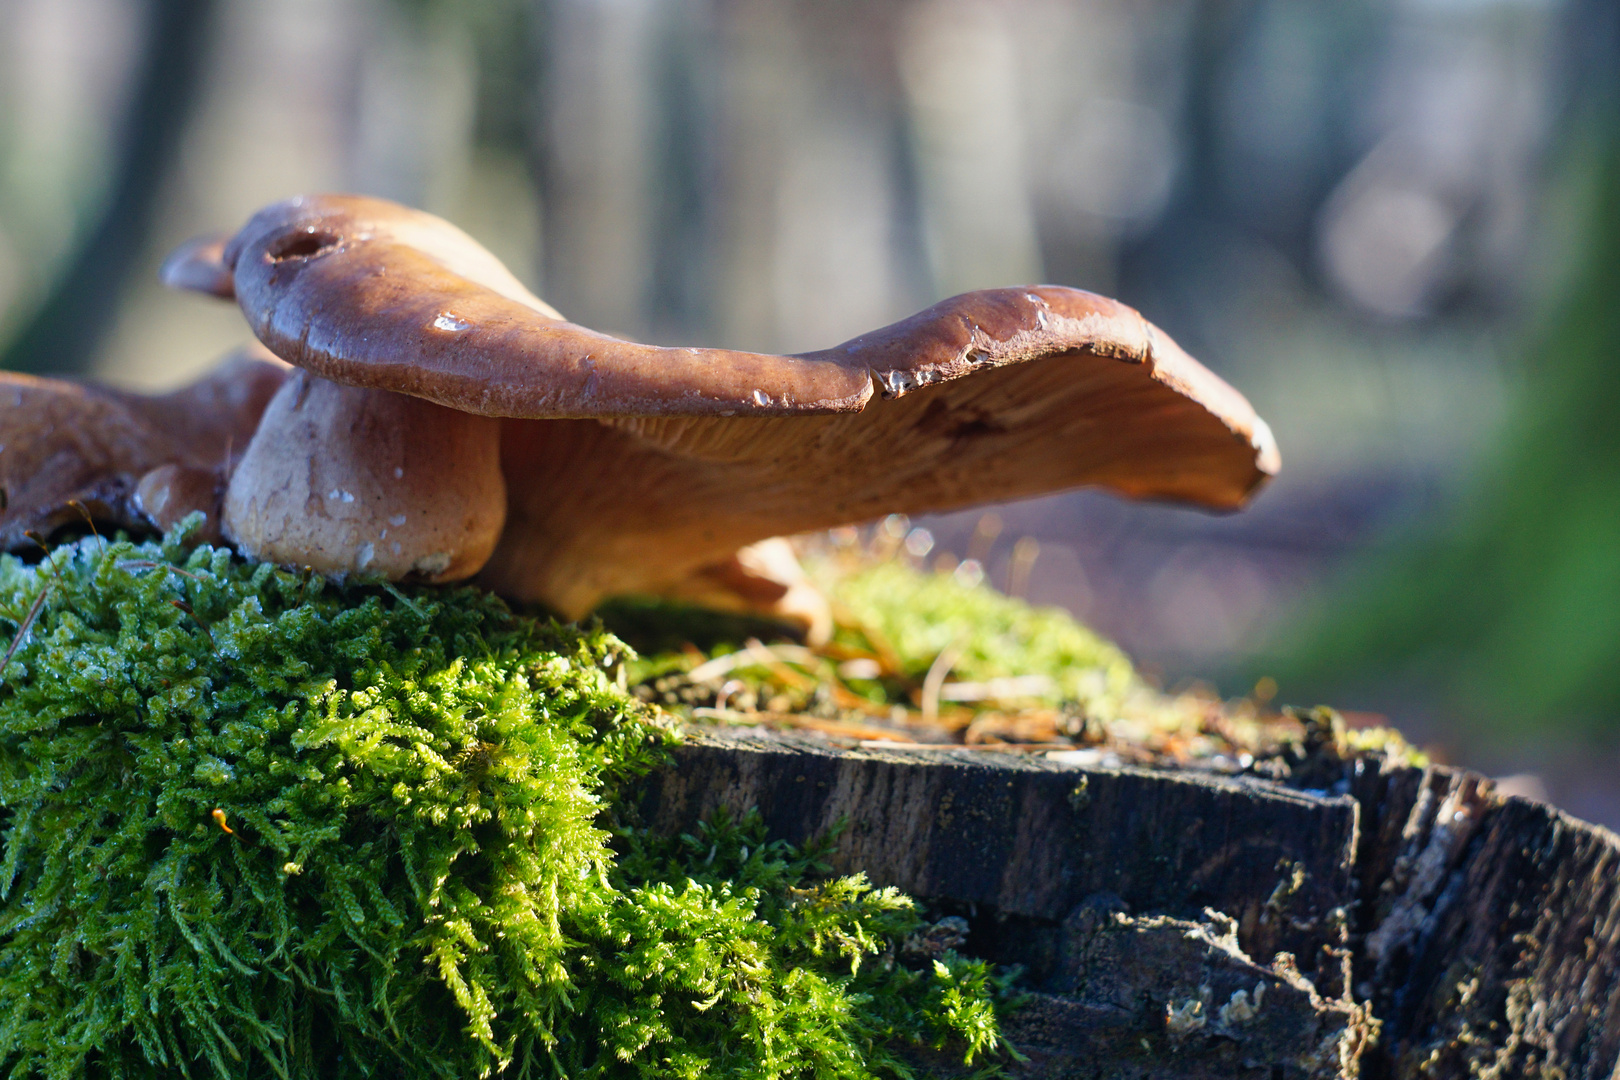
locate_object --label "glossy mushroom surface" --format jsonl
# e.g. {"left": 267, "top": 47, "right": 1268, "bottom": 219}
{"left": 224, "top": 370, "right": 505, "bottom": 581}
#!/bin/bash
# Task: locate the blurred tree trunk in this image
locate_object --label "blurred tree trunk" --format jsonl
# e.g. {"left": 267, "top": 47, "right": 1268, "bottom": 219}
{"left": 1275, "top": 0, "right": 1620, "bottom": 739}
{"left": 0, "top": 0, "right": 218, "bottom": 376}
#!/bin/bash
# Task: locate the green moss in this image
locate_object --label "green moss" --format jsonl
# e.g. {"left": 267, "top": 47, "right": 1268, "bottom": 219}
{"left": 820, "top": 560, "right": 1136, "bottom": 711}
{"left": 0, "top": 527, "right": 1012, "bottom": 1079}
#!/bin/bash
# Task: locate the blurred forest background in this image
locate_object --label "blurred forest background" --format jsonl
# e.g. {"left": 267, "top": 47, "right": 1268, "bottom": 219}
{"left": 0, "top": 0, "right": 1616, "bottom": 822}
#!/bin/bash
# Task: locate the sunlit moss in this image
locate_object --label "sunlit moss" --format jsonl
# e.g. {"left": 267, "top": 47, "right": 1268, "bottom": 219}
{"left": 819, "top": 559, "right": 1136, "bottom": 712}
{"left": 0, "top": 526, "right": 1012, "bottom": 1079}
{"left": 614, "top": 553, "right": 1397, "bottom": 775}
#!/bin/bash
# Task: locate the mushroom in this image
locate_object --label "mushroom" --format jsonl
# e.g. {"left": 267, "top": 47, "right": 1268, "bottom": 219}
{"left": 181, "top": 194, "right": 1274, "bottom": 615}
{"left": 0, "top": 347, "right": 287, "bottom": 549}
{"left": 220, "top": 370, "right": 506, "bottom": 581}
{"left": 11, "top": 192, "right": 1277, "bottom": 634}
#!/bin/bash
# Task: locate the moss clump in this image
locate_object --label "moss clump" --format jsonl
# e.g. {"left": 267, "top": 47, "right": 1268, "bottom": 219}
{"left": 0, "top": 529, "right": 1010, "bottom": 1079}
{"left": 821, "top": 560, "right": 1136, "bottom": 711}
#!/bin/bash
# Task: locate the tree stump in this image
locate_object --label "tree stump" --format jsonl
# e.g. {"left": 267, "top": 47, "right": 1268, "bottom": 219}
{"left": 638, "top": 731, "right": 1620, "bottom": 1079}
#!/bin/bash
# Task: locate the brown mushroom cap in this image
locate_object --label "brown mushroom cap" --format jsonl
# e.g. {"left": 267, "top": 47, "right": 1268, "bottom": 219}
{"left": 214, "top": 195, "right": 872, "bottom": 416}
{"left": 170, "top": 193, "right": 1278, "bottom": 616}
{"left": 481, "top": 309, "right": 1276, "bottom": 615}
{"left": 0, "top": 348, "right": 288, "bottom": 550}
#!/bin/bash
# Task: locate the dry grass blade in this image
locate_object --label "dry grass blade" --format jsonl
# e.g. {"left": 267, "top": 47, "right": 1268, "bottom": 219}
{"left": 0, "top": 585, "right": 49, "bottom": 684}
{"left": 169, "top": 599, "right": 215, "bottom": 647}
{"left": 919, "top": 637, "right": 965, "bottom": 724}
{"left": 939, "top": 675, "right": 1055, "bottom": 702}
{"left": 688, "top": 639, "right": 820, "bottom": 688}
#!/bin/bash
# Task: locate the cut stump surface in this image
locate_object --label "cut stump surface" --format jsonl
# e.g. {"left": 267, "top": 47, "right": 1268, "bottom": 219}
{"left": 640, "top": 731, "right": 1620, "bottom": 1079}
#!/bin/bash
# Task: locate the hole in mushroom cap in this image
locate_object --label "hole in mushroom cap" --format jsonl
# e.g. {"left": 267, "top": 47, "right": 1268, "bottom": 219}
{"left": 267, "top": 229, "right": 340, "bottom": 262}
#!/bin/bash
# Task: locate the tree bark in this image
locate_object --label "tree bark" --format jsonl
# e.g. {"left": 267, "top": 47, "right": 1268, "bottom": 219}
{"left": 639, "top": 731, "right": 1620, "bottom": 1078}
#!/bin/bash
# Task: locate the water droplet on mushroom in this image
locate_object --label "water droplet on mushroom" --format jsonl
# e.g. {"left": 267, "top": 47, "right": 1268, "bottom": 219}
{"left": 393, "top": 467, "right": 405, "bottom": 479}
{"left": 751, "top": 389, "right": 770, "bottom": 407}
{"left": 356, "top": 542, "right": 375, "bottom": 570}
{"left": 388, "top": 514, "right": 407, "bottom": 527}
{"left": 433, "top": 313, "right": 470, "bottom": 332}
{"left": 327, "top": 489, "right": 355, "bottom": 503}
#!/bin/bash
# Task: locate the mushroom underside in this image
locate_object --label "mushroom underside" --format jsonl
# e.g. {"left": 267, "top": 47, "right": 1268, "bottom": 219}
{"left": 2, "top": 337, "right": 1257, "bottom": 624}
{"left": 483, "top": 343, "right": 1264, "bottom": 616}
